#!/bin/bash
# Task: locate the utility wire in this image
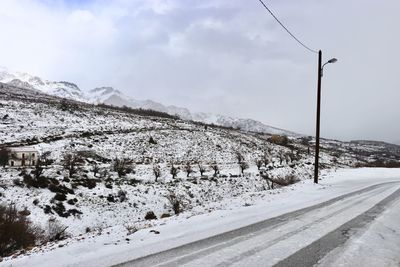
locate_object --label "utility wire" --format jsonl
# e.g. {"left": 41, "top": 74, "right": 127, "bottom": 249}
{"left": 257, "top": 0, "right": 318, "bottom": 54}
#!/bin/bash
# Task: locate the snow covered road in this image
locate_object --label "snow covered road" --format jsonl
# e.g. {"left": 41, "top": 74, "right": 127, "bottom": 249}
{"left": 118, "top": 180, "right": 400, "bottom": 267}
{"left": 3, "top": 168, "right": 400, "bottom": 267}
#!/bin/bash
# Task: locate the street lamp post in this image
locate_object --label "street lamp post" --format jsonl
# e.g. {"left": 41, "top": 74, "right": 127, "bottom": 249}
{"left": 314, "top": 50, "right": 337, "bottom": 184}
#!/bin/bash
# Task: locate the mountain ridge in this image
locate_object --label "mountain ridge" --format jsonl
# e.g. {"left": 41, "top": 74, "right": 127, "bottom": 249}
{"left": 0, "top": 67, "right": 295, "bottom": 136}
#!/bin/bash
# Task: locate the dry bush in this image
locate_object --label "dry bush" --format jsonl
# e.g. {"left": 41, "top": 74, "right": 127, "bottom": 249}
{"left": 273, "top": 174, "right": 300, "bottom": 186}
{"left": 255, "top": 159, "right": 263, "bottom": 170}
{"left": 0, "top": 204, "right": 41, "bottom": 256}
{"left": 0, "top": 147, "right": 10, "bottom": 167}
{"left": 124, "top": 224, "right": 138, "bottom": 235}
{"left": 268, "top": 135, "right": 290, "bottom": 146}
{"left": 113, "top": 158, "right": 135, "bottom": 178}
{"left": 165, "top": 192, "right": 184, "bottom": 215}
{"left": 235, "top": 151, "right": 244, "bottom": 164}
{"left": 260, "top": 172, "right": 299, "bottom": 190}
{"left": 198, "top": 163, "right": 206, "bottom": 176}
{"left": 62, "top": 153, "right": 84, "bottom": 178}
{"left": 153, "top": 165, "right": 161, "bottom": 181}
{"left": 210, "top": 162, "right": 219, "bottom": 177}
{"left": 184, "top": 162, "right": 194, "bottom": 177}
{"left": 239, "top": 161, "right": 249, "bottom": 175}
{"left": 144, "top": 211, "right": 157, "bottom": 220}
{"left": 355, "top": 160, "right": 400, "bottom": 168}
{"left": 45, "top": 218, "right": 69, "bottom": 242}
{"left": 170, "top": 164, "right": 179, "bottom": 179}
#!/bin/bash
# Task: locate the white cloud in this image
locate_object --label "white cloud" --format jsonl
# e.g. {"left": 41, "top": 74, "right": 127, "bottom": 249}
{"left": 68, "top": 9, "right": 95, "bottom": 24}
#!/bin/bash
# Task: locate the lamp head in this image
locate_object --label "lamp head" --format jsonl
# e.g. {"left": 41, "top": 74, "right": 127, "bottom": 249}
{"left": 327, "top": 58, "right": 338, "bottom": 64}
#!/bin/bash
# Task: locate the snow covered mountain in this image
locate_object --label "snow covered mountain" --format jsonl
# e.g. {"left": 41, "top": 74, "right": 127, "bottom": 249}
{"left": 0, "top": 67, "right": 294, "bottom": 136}
{"left": 0, "top": 67, "right": 84, "bottom": 101}
{"left": 87, "top": 86, "right": 294, "bottom": 136}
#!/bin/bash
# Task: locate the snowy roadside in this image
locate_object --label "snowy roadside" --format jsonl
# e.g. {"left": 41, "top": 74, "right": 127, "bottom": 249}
{"left": 2, "top": 167, "right": 400, "bottom": 267}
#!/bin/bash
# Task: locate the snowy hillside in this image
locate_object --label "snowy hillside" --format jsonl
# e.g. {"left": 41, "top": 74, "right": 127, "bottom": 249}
{"left": 1, "top": 83, "right": 400, "bottom": 263}
{"left": 0, "top": 67, "right": 293, "bottom": 136}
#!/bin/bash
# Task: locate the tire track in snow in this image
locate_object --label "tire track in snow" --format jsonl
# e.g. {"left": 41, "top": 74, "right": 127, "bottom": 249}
{"left": 115, "top": 181, "right": 399, "bottom": 267}
{"left": 274, "top": 185, "right": 400, "bottom": 267}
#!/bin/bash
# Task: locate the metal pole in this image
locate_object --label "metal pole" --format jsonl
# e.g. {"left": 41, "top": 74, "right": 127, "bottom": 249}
{"left": 314, "top": 50, "right": 322, "bottom": 184}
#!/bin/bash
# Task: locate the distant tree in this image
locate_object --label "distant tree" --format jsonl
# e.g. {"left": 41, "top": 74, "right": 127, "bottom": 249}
{"left": 0, "top": 148, "right": 10, "bottom": 167}
{"left": 235, "top": 150, "right": 244, "bottom": 164}
{"left": 165, "top": 191, "right": 183, "bottom": 215}
{"left": 92, "top": 163, "right": 100, "bottom": 177}
{"left": 40, "top": 151, "right": 53, "bottom": 166}
{"left": 239, "top": 161, "right": 249, "bottom": 175}
{"left": 198, "top": 163, "right": 206, "bottom": 176}
{"left": 255, "top": 159, "right": 263, "bottom": 170}
{"left": 113, "top": 158, "right": 135, "bottom": 178}
{"left": 62, "top": 153, "right": 84, "bottom": 178}
{"left": 170, "top": 164, "right": 179, "bottom": 179}
{"left": 32, "top": 159, "right": 45, "bottom": 179}
{"left": 153, "top": 165, "right": 161, "bottom": 182}
{"left": 263, "top": 156, "right": 270, "bottom": 168}
{"left": 210, "top": 162, "right": 219, "bottom": 177}
{"left": 184, "top": 162, "right": 194, "bottom": 177}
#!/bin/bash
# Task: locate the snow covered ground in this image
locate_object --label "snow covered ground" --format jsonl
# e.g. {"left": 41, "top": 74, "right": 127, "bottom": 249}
{"left": 2, "top": 168, "right": 400, "bottom": 267}
{"left": 1, "top": 84, "right": 400, "bottom": 266}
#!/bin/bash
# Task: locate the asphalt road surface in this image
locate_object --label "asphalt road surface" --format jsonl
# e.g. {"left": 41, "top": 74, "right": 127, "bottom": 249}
{"left": 115, "top": 181, "right": 400, "bottom": 267}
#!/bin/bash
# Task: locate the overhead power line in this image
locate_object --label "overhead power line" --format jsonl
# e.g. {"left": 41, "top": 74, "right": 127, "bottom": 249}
{"left": 257, "top": 0, "right": 318, "bottom": 54}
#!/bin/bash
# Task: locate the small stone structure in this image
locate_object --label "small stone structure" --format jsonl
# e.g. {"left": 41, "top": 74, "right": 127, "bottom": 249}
{"left": 8, "top": 146, "right": 39, "bottom": 167}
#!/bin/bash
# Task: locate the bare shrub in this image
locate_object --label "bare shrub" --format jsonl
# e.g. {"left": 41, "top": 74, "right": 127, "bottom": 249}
{"left": 198, "top": 163, "right": 206, "bottom": 176}
{"left": 153, "top": 165, "right": 161, "bottom": 182}
{"left": 261, "top": 172, "right": 299, "bottom": 190}
{"left": 124, "top": 224, "right": 138, "bottom": 235}
{"left": 32, "top": 158, "right": 45, "bottom": 180}
{"left": 210, "top": 162, "right": 219, "bottom": 177}
{"left": 355, "top": 160, "right": 400, "bottom": 168}
{"left": 165, "top": 192, "right": 183, "bottom": 215}
{"left": 0, "top": 148, "right": 10, "bottom": 168}
{"left": 273, "top": 174, "right": 299, "bottom": 186}
{"left": 268, "top": 135, "right": 290, "bottom": 146}
{"left": 263, "top": 156, "right": 270, "bottom": 167}
{"left": 170, "top": 164, "right": 179, "bottom": 179}
{"left": 45, "top": 218, "right": 69, "bottom": 242}
{"left": 0, "top": 204, "right": 41, "bottom": 256}
{"left": 144, "top": 211, "right": 157, "bottom": 220}
{"left": 239, "top": 161, "right": 249, "bottom": 175}
{"left": 92, "top": 163, "right": 99, "bottom": 177}
{"left": 113, "top": 158, "right": 135, "bottom": 178}
{"left": 117, "top": 190, "right": 127, "bottom": 202}
{"left": 235, "top": 150, "right": 244, "bottom": 163}
{"left": 62, "top": 153, "right": 84, "bottom": 178}
{"left": 184, "top": 162, "right": 194, "bottom": 177}
{"left": 255, "top": 159, "right": 263, "bottom": 170}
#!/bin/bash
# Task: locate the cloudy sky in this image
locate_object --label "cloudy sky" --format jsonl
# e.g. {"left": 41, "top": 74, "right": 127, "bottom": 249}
{"left": 0, "top": 0, "right": 399, "bottom": 143}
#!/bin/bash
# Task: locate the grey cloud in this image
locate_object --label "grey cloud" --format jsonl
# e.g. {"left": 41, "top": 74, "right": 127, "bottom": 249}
{"left": 0, "top": 0, "right": 399, "bottom": 143}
